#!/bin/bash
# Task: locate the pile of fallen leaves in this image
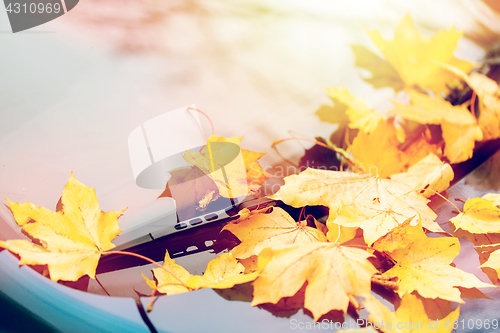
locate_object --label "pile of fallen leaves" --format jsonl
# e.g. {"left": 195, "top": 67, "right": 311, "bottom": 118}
{"left": 3, "top": 15, "right": 500, "bottom": 331}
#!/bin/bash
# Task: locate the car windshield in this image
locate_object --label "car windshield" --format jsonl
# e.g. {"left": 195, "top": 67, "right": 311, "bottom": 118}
{"left": 2, "top": 1, "right": 500, "bottom": 331}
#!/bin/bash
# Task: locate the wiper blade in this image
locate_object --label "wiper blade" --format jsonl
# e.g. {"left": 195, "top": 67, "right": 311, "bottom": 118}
{"left": 96, "top": 197, "right": 279, "bottom": 274}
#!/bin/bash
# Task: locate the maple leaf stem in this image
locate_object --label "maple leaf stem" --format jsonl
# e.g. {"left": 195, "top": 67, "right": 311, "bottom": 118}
{"left": 102, "top": 251, "right": 191, "bottom": 290}
{"left": 272, "top": 137, "right": 365, "bottom": 173}
{"left": 417, "top": 189, "right": 462, "bottom": 213}
{"left": 298, "top": 206, "right": 306, "bottom": 226}
{"left": 333, "top": 224, "right": 341, "bottom": 244}
{"left": 348, "top": 294, "right": 361, "bottom": 311}
{"left": 187, "top": 107, "right": 215, "bottom": 136}
{"left": 470, "top": 91, "right": 478, "bottom": 121}
{"left": 147, "top": 288, "right": 156, "bottom": 312}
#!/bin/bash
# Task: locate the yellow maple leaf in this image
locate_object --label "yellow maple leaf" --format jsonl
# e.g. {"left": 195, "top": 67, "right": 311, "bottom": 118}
{"left": 0, "top": 173, "right": 125, "bottom": 281}
{"left": 142, "top": 250, "right": 192, "bottom": 295}
{"left": 441, "top": 120, "right": 483, "bottom": 163}
{"left": 222, "top": 207, "right": 327, "bottom": 259}
{"left": 441, "top": 64, "right": 500, "bottom": 141}
{"left": 453, "top": 229, "right": 500, "bottom": 253}
{"left": 143, "top": 251, "right": 258, "bottom": 295}
{"left": 183, "top": 134, "right": 270, "bottom": 198}
{"left": 401, "top": 128, "right": 444, "bottom": 165}
{"left": 478, "top": 94, "right": 500, "bottom": 141}
{"left": 315, "top": 103, "right": 349, "bottom": 126}
{"left": 451, "top": 220, "right": 500, "bottom": 284}
{"left": 271, "top": 168, "right": 444, "bottom": 245}
{"left": 348, "top": 118, "right": 401, "bottom": 176}
{"left": 244, "top": 149, "right": 270, "bottom": 185}
{"left": 480, "top": 248, "right": 500, "bottom": 282}
{"left": 392, "top": 90, "right": 482, "bottom": 163}
{"left": 367, "top": 15, "right": 473, "bottom": 93}
{"left": 334, "top": 202, "right": 432, "bottom": 246}
{"left": 393, "top": 90, "right": 477, "bottom": 126}
{"left": 363, "top": 293, "right": 460, "bottom": 333}
{"left": 325, "top": 221, "right": 359, "bottom": 244}
{"left": 326, "top": 87, "right": 383, "bottom": 134}
{"left": 349, "top": 118, "right": 439, "bottom": 177}
{"left": 312, "top": 215, "right": 329, "bottom": 237}
{"left": 251, "top": 243, "right": 378, "bottom": 321}
{"left": 450, "top": 193, "right": 500, "bottom": 234}
{"left": 381, "top": 220, "right": 492, "bottom": 302}
{"left": 314, "top": 102, "right": 353, "bottom": 148}
{"left": 484, "top": 193, "right": 500, "bottom": 206}
{"left": 390, "top": 153, "right": 454, "bottom": 198}
{"left": 351, "top": 44, "right": 405, "bottom": 92}
{"left": 372, "top": 217, "right": 418, "bottom": 254}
